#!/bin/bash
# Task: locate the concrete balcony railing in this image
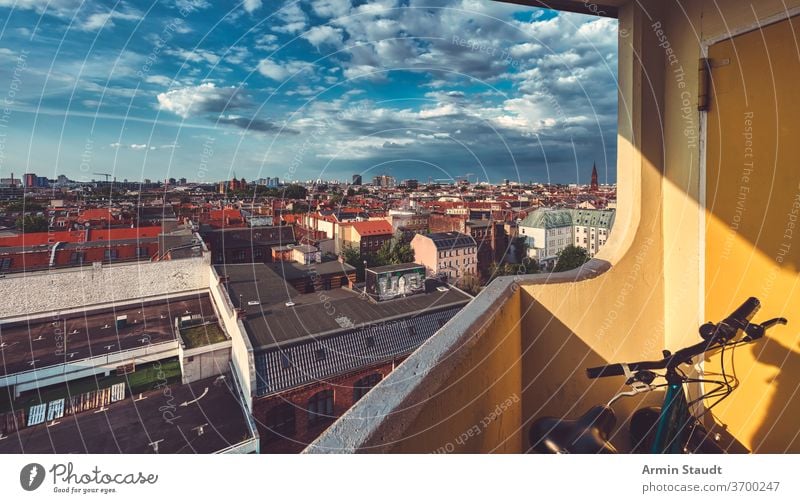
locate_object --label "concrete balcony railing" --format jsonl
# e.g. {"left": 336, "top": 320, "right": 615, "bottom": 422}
{"left": 305, "top": 259, "right": 666, "bottom": 454}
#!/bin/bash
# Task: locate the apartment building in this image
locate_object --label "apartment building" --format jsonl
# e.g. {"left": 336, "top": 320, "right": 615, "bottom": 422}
{"left": 411, "top": 231, "right": 478, "bottom": 281}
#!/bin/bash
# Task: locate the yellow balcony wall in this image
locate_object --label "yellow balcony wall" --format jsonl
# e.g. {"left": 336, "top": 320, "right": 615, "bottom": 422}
{"left": 307, "top": 0, "right": 800, "bottom": 454}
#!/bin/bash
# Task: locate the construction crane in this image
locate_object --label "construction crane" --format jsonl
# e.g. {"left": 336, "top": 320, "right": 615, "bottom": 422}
{"left": 93, "top": 172, "right": 113, "bottom": 182}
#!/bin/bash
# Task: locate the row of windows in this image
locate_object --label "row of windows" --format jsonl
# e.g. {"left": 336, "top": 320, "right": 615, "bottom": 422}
{"left": 264, "top": 374, "right": 383, "bottom": 440}
{"left": 438, "top": 257, "right": 474, "bottom": 268}
{"left": 438, "top": 247, "right": 476, "bottom": 258}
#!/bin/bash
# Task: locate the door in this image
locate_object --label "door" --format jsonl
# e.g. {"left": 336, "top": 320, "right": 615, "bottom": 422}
{"left": 705, "top": 15, "right": 800, "bottom": 453}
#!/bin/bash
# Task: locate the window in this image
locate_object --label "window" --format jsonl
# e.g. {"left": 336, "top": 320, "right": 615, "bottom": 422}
{"left": 365, "top": 336, "right": 375, "bottom": 348}
{"left": 137, "top": 246, "right": 149, "bottom": 258}
{"left": 307, "top": 389, "right": 334, "bottom": 425}
{"left": 104, "top": 249, "right": 118, "bottom": 260}
{"left": 408, "top": 323, "right": 417, "bottom": 336}
{"left": 254, "top": 248, "right": 263, "bottom": 259}
{"left": 353, "top": 373, "right": 382, "bottom": 401}
{"left": 233, "top": 250, "right": 246, "bottom": 261}
{"left": 265, "top": 402, "right": 296, "bottom": 440}
{"left": 280, "top": 352, "right": 292, "bottom": 369}
{"left": 70, "top": 252, "right": 84, "bottom": 264}
{"left": 315, "top": 348, "right": 326, "bottom": 361}
{"left": 0, "top": 257, "right": 12, "bottom": 271}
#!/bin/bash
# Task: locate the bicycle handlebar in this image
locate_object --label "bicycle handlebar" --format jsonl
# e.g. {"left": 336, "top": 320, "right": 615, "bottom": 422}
{"left": 586, "top": 297, "right": 776, "bottom": 380}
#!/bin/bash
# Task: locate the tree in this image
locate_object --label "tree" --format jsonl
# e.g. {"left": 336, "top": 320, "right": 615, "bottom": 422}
{"left": 553, "top": 245, "right": 590, "bottom": 272}
{"left": 15, "top": 214, "right": 49, "bottom": 233}
{"left": 342, "top": 245, "right": 368, "bottom": 281}
{"left": 457, "top": 273, "right": 482, "bottom": 296}
{"left": 376, "top": 235, "right": 415, "bottom": 266}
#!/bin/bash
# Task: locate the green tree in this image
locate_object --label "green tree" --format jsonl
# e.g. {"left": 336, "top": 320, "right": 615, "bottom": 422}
{"left": 342, "top": 245, "right": 369, "bottom": 281}
{"left": 375, "top": 233, "right": 415, "bottom": 266}
{"left": 553, "top": 245, "right": 590, "bottom": 272}
{"left": 457, "top": 273, "right": 482, "bottom": 296}
{"left": 15, "top": 214, "right": 49, "bottom": 233}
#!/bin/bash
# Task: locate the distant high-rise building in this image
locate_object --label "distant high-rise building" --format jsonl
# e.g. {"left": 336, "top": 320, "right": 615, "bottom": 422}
{"left": 372, "top": 175, "right": 395, "bottom": 188}
{"left": 590, "top": 162, "right": 599, "bottom": 191}
{"left": 268, "top": 177, "right": 280, "bottom": 187}
{"left": 179, "top": 177, "right": 187, "bottom": 185}
{"left": 24, "top": 173, "right": 37, "bottom": 188}
{"left": 168, "top": 177, "right": 177, "bottom": 185}
{"left": 352, "top": 174, "right": 362, "bottom": 186}
{"left": 403, "top": 179, "right": 419, "bottom": 189}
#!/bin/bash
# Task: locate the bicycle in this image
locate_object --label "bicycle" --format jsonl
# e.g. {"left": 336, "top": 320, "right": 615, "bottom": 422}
{"left": 529, "top": 297, "right": 787, "bottom": 454}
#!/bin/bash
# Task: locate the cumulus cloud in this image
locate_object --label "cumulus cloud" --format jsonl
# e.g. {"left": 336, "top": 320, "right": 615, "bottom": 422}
{"left": 243, "top": 0, "right": 262, "bottom": 14}
{"left": 257, "top": 58, "right": 313, "bottom": 81}
{"left": 157, "top": 83, "right": 248, "bottom": 118}
{"left": 272, "top": 2, "right": 307, "bottom": 34}
{"left": 301, "top": 25, "right": 344, "bottom": 48}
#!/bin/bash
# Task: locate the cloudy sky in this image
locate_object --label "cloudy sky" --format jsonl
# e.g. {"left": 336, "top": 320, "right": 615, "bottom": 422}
{"left": 0, "top": 0, "right": 618, "bottom": 185}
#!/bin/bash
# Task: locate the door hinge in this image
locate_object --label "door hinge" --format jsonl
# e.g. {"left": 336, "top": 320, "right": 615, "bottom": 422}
{"left": 698, "top": 58, "right": 711, "bottom": 111}
{"left": 698, "top": 58, "right": 730, "bottom": 111}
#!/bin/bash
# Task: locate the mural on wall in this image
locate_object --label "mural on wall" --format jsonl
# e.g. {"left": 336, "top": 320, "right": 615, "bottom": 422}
{"left": 368, "top": 266, "right": 426, "bottom": 301}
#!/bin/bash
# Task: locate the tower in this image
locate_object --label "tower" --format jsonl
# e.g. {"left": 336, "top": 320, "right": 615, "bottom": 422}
{"left": 590, "top": 162, "right": 599, "bottom": 191}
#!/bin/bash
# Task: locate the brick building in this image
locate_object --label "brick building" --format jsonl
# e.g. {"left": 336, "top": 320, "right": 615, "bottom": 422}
{"left": 213, "top": 263, "right": 470, "bottom": 452}
{"left": 200, "top": 225, "right": 295, "bottom": 264}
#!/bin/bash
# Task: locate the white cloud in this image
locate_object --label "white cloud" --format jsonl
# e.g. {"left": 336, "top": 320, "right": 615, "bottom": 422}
{"left": 157, "top": 83, "right": 248, "bottom": 118}
{"left": 301, "top": 25, "right": 344, "bottom": 48}
{"left": 243, "top": 0, "right": 262, "bottom": 13}
{"left": 255, "top": 33, "right": 279, "bottom": 51}
{"left": 308, "top": 0, "right": 351, "bottom": 18}
{"left": 144, "top": 75, "right": 175, "bottom": 86}
{"left": 257, "top": 59, "right": 313, "bottom": 81}
{"left": 272, "top": 2, "right": 307, "bottom": 34}
{"left": 165, "top": 47, "right": 220, "bottom": 65}
{"left": 79, "top": 10, "right": 141, "bottom": 32}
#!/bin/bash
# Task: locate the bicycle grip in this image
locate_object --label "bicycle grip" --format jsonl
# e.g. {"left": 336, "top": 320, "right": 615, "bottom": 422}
{"left": 586, "top": 364, "right": 625, "bottom": 378}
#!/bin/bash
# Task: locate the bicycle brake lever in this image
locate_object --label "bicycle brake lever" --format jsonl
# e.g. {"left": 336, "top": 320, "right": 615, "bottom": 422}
{"left": 761, "top": 317, "right": 788, "bottom": 329}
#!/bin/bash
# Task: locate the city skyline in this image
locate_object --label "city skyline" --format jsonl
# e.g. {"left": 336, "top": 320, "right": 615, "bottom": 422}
{"left": 0, "top": 1, "right": 618, "bottom": 185}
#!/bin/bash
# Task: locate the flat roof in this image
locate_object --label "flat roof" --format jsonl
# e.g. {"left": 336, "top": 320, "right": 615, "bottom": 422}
{"left": 214, "top": 264, "right": 470, "bottom": 349}
{"left": 366, "top": 263, "right": 424, "bottom": 274}
{"left": 0, "top": 294, "right": 215, "bottom": 377}
{"left": 0, "top": 374, "right": 254, "bottom": 454}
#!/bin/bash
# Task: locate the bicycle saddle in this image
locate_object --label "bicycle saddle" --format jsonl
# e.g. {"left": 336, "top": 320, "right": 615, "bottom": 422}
{"left": 529, "top": 405, "right": 619, "bottom": 453}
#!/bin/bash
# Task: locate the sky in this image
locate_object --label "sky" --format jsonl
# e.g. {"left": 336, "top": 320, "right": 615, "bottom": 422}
{"left": 0, "top": 0, "right": 618, "bottom": 185}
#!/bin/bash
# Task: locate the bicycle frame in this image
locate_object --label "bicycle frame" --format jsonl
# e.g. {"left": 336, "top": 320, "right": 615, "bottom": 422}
{"left": 650, "top": 382, "right": 689, "bottom": 453}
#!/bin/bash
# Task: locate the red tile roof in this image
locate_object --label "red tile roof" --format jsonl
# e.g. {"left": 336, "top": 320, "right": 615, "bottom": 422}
{"left": 0, "top": 227, "right": 163, "bottom": 247}
{"left": 351, "top": 220, "right": 393, "bottom": 236}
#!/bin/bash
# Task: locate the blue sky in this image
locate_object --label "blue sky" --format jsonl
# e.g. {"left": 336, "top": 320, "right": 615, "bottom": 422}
{"left": 0, "top": 0, "right": 618, "bottom": 184}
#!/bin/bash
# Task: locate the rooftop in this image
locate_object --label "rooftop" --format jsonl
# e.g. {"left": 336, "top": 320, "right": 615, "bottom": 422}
{"left": 255, "top": 305, "right": 464, "bottom": 396}
{"left": 0, "top": 374, "right": 255, "bottom": 454}
{"left": 366, "top": 263, "right": 425, "bottom": 274}
{"left": 0, "top": 294, "right": 215, "bottom": 376}
{"left": 424, "top": 232, "right": 477, "bottom": 249}
{"left": 351, "top": 220, "right": 394, "bottom": 236}
{"left": 214, "top": 263, "right": 470, "bottom": 349}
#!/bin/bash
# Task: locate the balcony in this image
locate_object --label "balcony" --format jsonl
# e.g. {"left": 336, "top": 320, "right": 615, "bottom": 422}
{"left": 307, "top": 0, "right": 800, "bottom": 454}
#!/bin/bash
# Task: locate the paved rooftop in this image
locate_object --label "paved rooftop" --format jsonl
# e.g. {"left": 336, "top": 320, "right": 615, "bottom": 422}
{"left": 0, "top": 373, "right": 254, "bottom": 453}
{"left": 0, "top": 294, "right": 215, "bottom": 376}
{"left": 214, "top": 263, "right": 470, "bottom": 349}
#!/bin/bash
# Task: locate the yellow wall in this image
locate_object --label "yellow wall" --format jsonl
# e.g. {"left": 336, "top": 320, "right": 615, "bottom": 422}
{"left": 394, "top": 288, "right": 522, "bottom": 453}
{"left": 518, "top": 0, "right": 800, "bottom": 452}
{"left": 704, "top": 16, "right": 800, "bottom": 453}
